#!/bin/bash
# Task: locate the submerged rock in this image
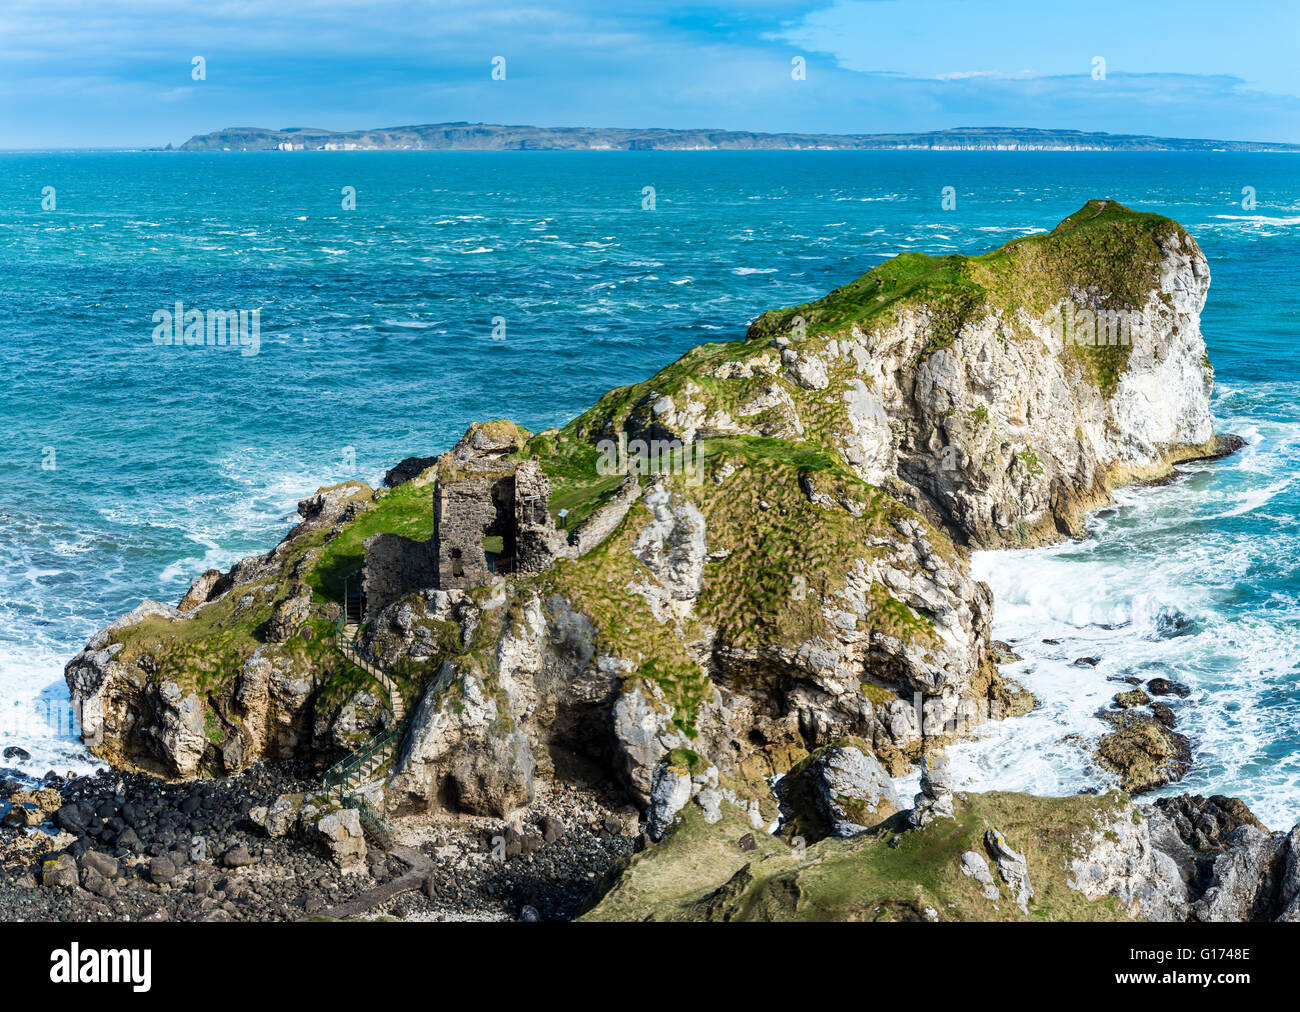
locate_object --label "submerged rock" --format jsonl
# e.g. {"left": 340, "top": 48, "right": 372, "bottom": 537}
{"left": 1147, "top": 677, "right": 1191, "bottom": 698}
{"left": 1112, "top": 688, "right": 1151, "bottom": 709}
{"left": 1094, "top": 711, "right": 1192, "bottom": 794}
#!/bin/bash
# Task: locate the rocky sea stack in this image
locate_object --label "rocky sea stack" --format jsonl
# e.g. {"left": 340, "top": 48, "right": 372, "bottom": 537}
{"left": 57, "top": 200, "right": 1294, "bottom": 921}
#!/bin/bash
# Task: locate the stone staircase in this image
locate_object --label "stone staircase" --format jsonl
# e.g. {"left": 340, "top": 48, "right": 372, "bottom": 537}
{"left": 342, "top": 621, "right": 405, "bottom": 724}
{"left": 322, "top": 617, "right": 408, "bottom": 803}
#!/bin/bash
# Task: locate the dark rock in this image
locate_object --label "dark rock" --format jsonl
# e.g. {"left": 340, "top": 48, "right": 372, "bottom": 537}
{"left": 1113, "top": 689, "right": 1151, "bottom": 709}
{"left": 54, "top": 802, "right": 91, "bottom": 834}
{"left": 1072, "top": 656, "right": 1101, "bottom": 668}
{"left": 81, "top": 868, "right": 117, "bottom": 900}
{"left": 540, "top": 815, "right": 565, "bottom": 845}
{"left": 384, "top": 456, "right": 439, "bottom": 488}
{"left": 1148, "top": 677, "right": 1192, "bottom": 698}
{"left": 2, "top": 746, "right": 30, "bottom": 762}
{"left": 1151, "top": 607, "right": 1195, "bottom": 640}
{"left": 80, "top": 850, "right": 118, "bottom": 881}
{"left": 738, "top": 833, "right": 757, "bottom": 852}
{"left": 1152, "top": 702, "right": 1177, "bottom": 728}
{"left": 221, "top": 844, "right": 255, "bottom": 868}
{"left": 1153, "top": 795, "right": 1268, "bottom": 853}
{"left": 149, "top": 857, "right": 177, "bottom": 885}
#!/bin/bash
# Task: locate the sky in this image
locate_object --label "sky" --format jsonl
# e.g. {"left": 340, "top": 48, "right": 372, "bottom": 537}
{"left": 2, "top": 0, "right": 1299, "bottom": 148}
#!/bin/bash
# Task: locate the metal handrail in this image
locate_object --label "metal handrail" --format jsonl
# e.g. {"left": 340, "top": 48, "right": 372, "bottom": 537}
{"left": 322, "top": 613, "right": 408, "bottom": 804}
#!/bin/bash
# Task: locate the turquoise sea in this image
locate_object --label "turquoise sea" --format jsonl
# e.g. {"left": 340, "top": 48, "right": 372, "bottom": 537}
{"left": 1, "top": 151, "right": 1296, "bottom": 825}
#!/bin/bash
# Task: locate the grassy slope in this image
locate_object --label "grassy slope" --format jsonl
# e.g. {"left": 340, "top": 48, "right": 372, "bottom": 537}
{"left": 582, "top": 791, "right": 1136, "bottom": 922}
{"left": 513, "top": 434, "right": 948, "bottom": 741}
{"left": 747, "top": 199, "right": 1178, "bottom": 390}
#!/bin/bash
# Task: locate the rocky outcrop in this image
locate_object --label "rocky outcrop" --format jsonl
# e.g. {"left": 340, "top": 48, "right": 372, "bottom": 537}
{"left": 383, "top": 461, "right": 1027, "bottom": 820}
{"left": 64, "top": 482, "right": 376, "bottom": 777}
{"left": 1069, "top": 792, "right": 1300, "bottom": 922}
{"left": 1094, "top": 710, "right": 1191, "bottom": 793}
{"left": 250, "top": 792, "right": 368, "bottom": 871}
{"left": 909, "top": 751, "right": 955, "bottom": 827}
{"left": 985, "top": 828, "right": 1034, "bottom": 913}
{"left": 583, "top": 787, "right": 1297, "bottom": 923}
{"left": 775, "top": 737, "right": 900, "bottom": 840}
{"left": 586, "top": 201, "right": 1220, "bottom": 550}
{"left": 383, "top": 455, "right": 439, "bottom": 488}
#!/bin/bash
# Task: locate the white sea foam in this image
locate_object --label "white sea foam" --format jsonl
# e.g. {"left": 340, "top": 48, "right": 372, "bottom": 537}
{"left": 0, "top": 645, "right": 99, "bottom": 780}
{"left": 898, "top": 405, "right": 1300, "bottom": 829}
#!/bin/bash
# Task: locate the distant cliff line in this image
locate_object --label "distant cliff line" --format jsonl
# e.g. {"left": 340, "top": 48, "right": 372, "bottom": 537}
{"left": 174, "top": 123, "right": 1300, "bottom": 153}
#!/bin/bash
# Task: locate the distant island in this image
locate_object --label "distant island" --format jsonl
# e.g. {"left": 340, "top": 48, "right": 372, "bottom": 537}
{"left": 174, "top": 123, "right": 1300, "bottom": 153}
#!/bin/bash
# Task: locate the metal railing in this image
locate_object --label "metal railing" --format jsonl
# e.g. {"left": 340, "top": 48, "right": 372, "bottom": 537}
{"left": 342, "top": 793, "right": 396, "bottom": 848}
{"left": 322, "top": 612, "right": 408, "bottom": 805}
{"left": 322, "top": 719, "right": 403, "bottom": 805}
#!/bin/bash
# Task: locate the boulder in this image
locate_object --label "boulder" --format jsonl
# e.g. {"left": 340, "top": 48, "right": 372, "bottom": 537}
{"left": 80, "top": 850, "right": 118, "bottom": 881}
{"left": 909, "top": 752, "right": 955, "bottom": 827}
{"left": 53, "top": 802, "right": 91, "bottom": 834}
{"left": 221, "top": 844, "right": 256, "bottom": 868}
{"left": 41, "top": 853, "right": 79, "bottom": 888}
{"left": 985, "top": 828, "right": 1034, "bottom": 913}
{"left": 960, "top": 850, "right": 1000, "bottom": 900}
{"left": 776, "top": 738, "right": 900, "bottom": 841}
{"left": 249, "top": 792, "right": 305, "bottom": 838}
{"left": 149, "top": 856, "right": 177, "bottom": 885}
{"left": 305, "top": 808, "right": 367, "bottom": 872}
{"left": 647, "top": 762, "right": 693, "bottom": 841}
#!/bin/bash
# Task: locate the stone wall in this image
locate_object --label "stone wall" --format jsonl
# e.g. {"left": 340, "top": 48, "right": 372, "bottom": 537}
{"left": 515, "top": 460, "right": 571, "bottom": 574}
{"left": 572, "top": 474, "right": 642, "bottom": 555}
{"left": 434, "top": 473, "right": 515, "bottom": 591}
{"left": 363, "top": 533, "right": 440, "bottom": 617}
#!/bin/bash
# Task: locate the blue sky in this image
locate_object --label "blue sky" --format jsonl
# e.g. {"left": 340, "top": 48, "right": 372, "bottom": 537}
{"left": 3, "top": 0, "right": 1299, "bottom": 148}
